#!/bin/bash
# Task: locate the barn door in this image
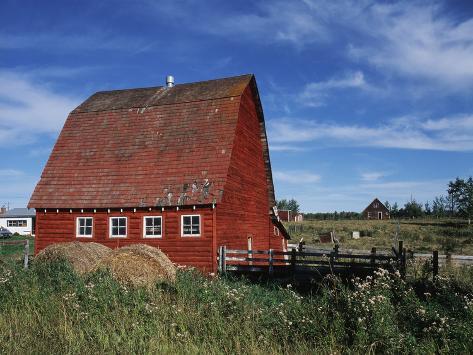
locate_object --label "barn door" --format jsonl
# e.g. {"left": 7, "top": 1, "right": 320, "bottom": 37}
{"left": 378, "top": 212, "right": 383, "bottom": 220}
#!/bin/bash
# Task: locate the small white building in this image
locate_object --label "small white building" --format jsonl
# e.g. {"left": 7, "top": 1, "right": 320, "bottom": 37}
{"left": 0, "top": 208, "right": 36, "bottom": 235}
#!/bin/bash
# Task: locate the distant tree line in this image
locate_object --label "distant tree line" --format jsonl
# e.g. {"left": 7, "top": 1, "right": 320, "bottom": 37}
{"left": 276, "top": 198, "right": 300, "bottom": 214}
{"left": 385, "top": 177, "right": 473, "bottom": 222}
{"left": 278, "top": 177, "right": 473, "bottom": 222}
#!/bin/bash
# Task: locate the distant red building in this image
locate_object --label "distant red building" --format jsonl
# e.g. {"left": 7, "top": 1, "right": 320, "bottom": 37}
{"left": 362, "top": 198, "right": 390, "bottom": 220}
{"left": 278, "top": 210, "right": 292, "bottom": 222}
{"left": 277, "top": 210, "right": 303, "bottom": 222}
{"left": 29, "top": 74, "right": 289, "bottom": 272}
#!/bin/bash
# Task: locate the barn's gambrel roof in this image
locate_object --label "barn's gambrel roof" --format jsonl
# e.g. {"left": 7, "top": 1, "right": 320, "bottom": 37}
{"left": 29, "top": 74, "right": 275, "bottom": 209}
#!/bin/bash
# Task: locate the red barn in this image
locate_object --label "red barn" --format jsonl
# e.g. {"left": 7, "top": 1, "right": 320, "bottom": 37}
{"left": 28, "top": 74, "right": 289, "bottom": 272}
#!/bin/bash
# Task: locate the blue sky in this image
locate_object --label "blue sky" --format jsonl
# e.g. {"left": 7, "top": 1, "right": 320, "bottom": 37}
{"left": 1, "top": 0, "right": 472, "bottom": 212}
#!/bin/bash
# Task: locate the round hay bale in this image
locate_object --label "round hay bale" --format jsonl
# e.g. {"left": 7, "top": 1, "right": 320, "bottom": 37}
{"left": 97, "top": 244, "right": 176, "bottom": 288}
{"left": 35, "top": 242, "right": 112, "bottom": 274}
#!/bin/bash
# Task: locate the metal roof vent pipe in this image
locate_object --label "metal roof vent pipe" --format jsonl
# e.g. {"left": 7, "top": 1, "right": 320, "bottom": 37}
{"left": 166, "top": 75, "right": 174, "bottom": 88}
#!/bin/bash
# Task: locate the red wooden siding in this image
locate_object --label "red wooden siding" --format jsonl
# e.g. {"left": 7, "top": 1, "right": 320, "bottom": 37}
{"left": 35, "top": 207, "right": 215, "bottom": 272}
{"left": 216, "top": 86, "right": 283, "bottom": 252}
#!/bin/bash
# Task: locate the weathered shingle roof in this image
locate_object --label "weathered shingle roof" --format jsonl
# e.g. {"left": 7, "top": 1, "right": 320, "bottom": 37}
{"left": 73, "top": 74, "right": 253, "bottom": 113}
{"left": 29, "top": 74, "right": 275, "bottom": 209}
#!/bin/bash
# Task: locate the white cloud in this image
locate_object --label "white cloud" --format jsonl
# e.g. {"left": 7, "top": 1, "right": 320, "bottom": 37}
{"left": 0, "top": 71, "right": 80, "bottom": 146}
{"left": 0, "top": 169, "right": 24, "bottom": 177}
{"left": 0, "top": 32, "right": 152, "bottom": 52}
{"left": 360, "top": 172, "right": 385, "bottom": 182}
{"left": 273, "top": 170, "right": 321, "bottom": 184}
{"left": 0, "top": 175, "right": 38, "bottom": 208}
{"left": 156, "top": 0, "right": 473, "bottom": 89}
{"left": 351, "top": 2, "right": 473, "bottom": 87}
{"left": 269, "top": 144, "right": 306, "bottom": 152}
{"left": 298, "top": 71, "right": 367, "bottom": 107}
{"left": 268, "top": 114, "right": 473, "bottom": 151}
{"left": 275, "top": 178, "right": 447, "bottom": 212}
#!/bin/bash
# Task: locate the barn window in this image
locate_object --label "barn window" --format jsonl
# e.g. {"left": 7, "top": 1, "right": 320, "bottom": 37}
{"left": 181, "top": 215, "right": 201, "bottom": 237}
{"left": 373, "top": 203, "right": 379, "bottom": 208}
{"left": 143, "top": 216, "right": 162, "bottom": 238}
{"left": 7, "top": 220, "right": 27, "bottom": 227}
{"left": 76, "top": 217, "right": 93, "bottom": 238}
{"left": 110, "top": 217, "right": 127, "bottom": 238}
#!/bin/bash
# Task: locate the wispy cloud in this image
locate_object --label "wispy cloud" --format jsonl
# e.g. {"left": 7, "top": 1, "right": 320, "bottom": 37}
{"left": 269, "top": 144, "right": 307, "bottom": 152}
{"left": 151, "top": 0, "right": 473, "bottom": 89}
{"left": 348, "top": 1, "right": 473, "bottom": 88}
{"left": 276, "top": 178, "right": 447, "bottom": 212}
{"left": 273, "top": 170, "right": 321, "bottom": 184}
{"left": 0, "top": 169, "right": 24, "bottom": 177}
{"left": 360, "top": 171, "right": 385, "bottom": 182}
{"left": 0, "top": 32, "right": 153, "bottom": 52}
{"left": 268, "top": 114, "right": 473, "bottom": 151}
{"left": 298, "top": 71, "right": 367, "bottom": 107}
{"left": 0, "top": 70, "right": 80, "bottom": 146}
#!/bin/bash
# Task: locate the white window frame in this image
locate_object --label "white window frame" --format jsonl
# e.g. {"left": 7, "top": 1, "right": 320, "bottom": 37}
{"left": 109, "top": 217, "right": 127, "bottom": 238}
{"left": 181, "top": 214, "right": 201, "bottom": 237}
{"left": 7, "top": 219, "right": 27, "bottom": 227}
{"left": 76, "top": 217, "right": 93, "bottom": 238}
{"left": 143, "top": 216, "right": 163, "bottom": 238}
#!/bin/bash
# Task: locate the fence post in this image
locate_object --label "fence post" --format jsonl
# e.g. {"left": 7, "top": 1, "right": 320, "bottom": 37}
{"left": 222, "top": 246, "right": 227, "bottom": 274}
{"left": 402, "top": 246, "right": 407, "bottom": 279}
{"left": 291, "top": 248, "right": 296, "bottom": 274}
{"left": 218, "top": 245, "right": 223, "bottom": 273}
{"left": 432, "top": 250, "right": 439, "bottom": 280}
{"left": 397, "top": 240, "right": 406, "bottom": 278}
{"left": 371, "top": 247, "right": 377, "bottom": 268}
{"left": 268, "top": 249, "right": 274, "bottom": 276}
{"left": 23, "top": 240, "right": 29, "bottom": 269}
{"left": 218, "top": 246, "right": 227, "bottom": 274}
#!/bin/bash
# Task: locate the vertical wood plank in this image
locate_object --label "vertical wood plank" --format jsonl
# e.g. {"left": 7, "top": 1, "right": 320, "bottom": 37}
{"left": 291, "top": 248, "right": 296, "bottom": 274}
{"left": 433, "top": 250, "right": 439, "bottom": 280}
{"left": 268, "top": 249, "right": 274, "bottom": 275}
{"left": 222, "top": 246, "right": 227, "bottom": 274}
{"left": 371, "top": 247, "right": 377, "bottom": 268}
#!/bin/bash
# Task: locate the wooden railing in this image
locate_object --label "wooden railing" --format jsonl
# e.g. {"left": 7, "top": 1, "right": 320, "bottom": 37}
{"left": 218, "top": 241, "right": 406, "bottom": 278}
{"left": 0, "top": 239, "right": 30, "bottom": 268}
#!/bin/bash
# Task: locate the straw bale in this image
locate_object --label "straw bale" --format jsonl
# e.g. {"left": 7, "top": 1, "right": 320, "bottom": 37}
{"left": 98, "top": 244, "right": 176, "bottom": 288}
{"left": 36, "top": 242, "right": 112, "bottom": 274}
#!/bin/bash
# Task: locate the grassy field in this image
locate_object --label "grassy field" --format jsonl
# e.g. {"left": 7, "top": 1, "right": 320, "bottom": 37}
{"left": 285, "top": 218, "right": 473, "bottom": 255}
{"left": 1, "top": 258, "right": 473, "bottom": 353}
{"left": 0, "top": 235, "right": 34, "bottom": 258}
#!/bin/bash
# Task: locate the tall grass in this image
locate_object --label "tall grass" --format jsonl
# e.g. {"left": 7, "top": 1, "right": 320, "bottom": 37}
{"left": 286, "top": 219, "right": 473, "bottom": 254}
{"left": 1, "top": 259, "right": 473, "bottom": 354}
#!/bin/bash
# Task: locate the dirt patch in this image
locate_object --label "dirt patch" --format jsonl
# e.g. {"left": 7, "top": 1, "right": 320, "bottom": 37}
{"left": 35, "top": 242, "right": 112, "bottom": 274}
{"left": 97, "top": 244, "right": 176, "bottom": 288}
